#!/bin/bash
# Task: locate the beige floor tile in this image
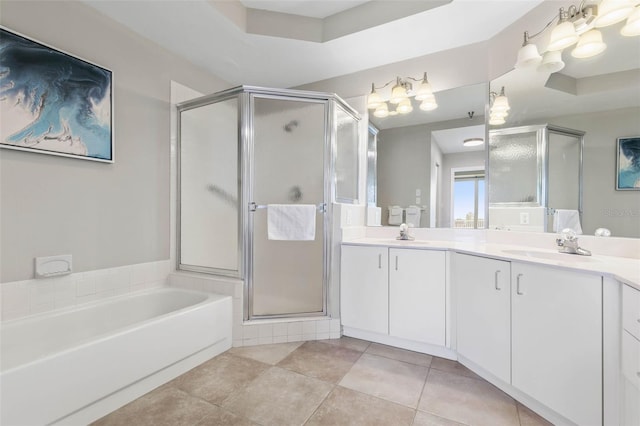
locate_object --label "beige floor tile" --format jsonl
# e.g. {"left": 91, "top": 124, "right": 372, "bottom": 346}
{"left": 412, "top": 411, "right": 467, "bottom": 426}
{"left": 91, "top": 386, "right": 218, "bottom": 426}
{"left": 306, "top": 386, "right": 415, "bottom": 426}
{"left": 277, "top": 340, "right": 363, "bottom": 383}
{"left": 222, "top": 366, "right": 333, "bottom": 426}
{"left": 517, "top": 402, "right": 554, "bottom": 426}
{"left": 319, "top": 336, "right": 371, "bottom": 352}
{"left": 418, "top": 369, "right": 519, "bottom": 426}
{"left": 227, "top": 342, "right": 303, "bottom": 365}
{"left": 339, "top": 353, "right": 428, "bottom": 408}
{"left": 169, "top": 353, "right": 269, "bottom": 404}
{"left": 429, "top": 357, "right": 480, "bottom": 379}
{"left": 195, "top": 405, "right": 258, "bottom": 426}
{"left": 366, "top": 342, "right": 433, "bottom": 367}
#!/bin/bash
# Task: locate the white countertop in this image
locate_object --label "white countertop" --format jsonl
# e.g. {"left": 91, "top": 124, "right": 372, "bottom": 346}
{"left": 343, "top": 237, "right": 640, "bottom": 290}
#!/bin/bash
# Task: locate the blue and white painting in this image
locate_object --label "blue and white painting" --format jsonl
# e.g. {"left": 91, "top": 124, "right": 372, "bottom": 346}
{"left": 0, "top": 28, "right": 113, "bottom": 162}
{"left": 617, "top": 136, "right": 640, "bottom": 190}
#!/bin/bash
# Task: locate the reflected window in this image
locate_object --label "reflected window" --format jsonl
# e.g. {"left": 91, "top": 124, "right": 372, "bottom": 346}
{"left": 453, "top": 169, "right": 485, "bottom": 229}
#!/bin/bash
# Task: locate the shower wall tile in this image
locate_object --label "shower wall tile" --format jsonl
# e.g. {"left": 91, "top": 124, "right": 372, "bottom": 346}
{"left": 0, "top": 259, "right": 171, "bottom": 322}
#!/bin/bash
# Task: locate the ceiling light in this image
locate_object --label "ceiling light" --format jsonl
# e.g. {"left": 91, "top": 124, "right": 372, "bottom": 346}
{"left": 548, "top": 8, "right": 580, "bottom": 51}
{"left": 373, "top": 103, "right": 389, "bottom": 118}
{"left": 571, "top": 29, "right": 607, "bottom": 58}
{"left": 367, "top": 72, "right": 437, "bottom": 118}
{"left": 414, "top": 72, "right": 433, "bottom": 101}
{"left": 515, "top": 32, "right": 542, "bottom": 68}
{"left": 594, "top": 0, "right": 634, "bottom": 27}
{"left": 390, "top": 78, "right": 409, "bottom": 104}
{"left": 367, "top": 84, "right": 383, "bottom": 109}
{"left": 489, "top": 116, "right": 506, "bottom": 126}
{"left": 396, "top": 98, "right": 413, "bottom": 114}
{"left": 621, "top": 6, "right": 640, "bottom": 35}
{"left": 538, "top": 50, "right": 565, "bottom": 73}
{"left": 463, "top": 138, "right": 484, "bottom": 147}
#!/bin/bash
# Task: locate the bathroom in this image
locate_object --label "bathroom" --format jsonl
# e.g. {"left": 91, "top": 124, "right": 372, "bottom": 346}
{"left": 1, "top": 0, "right": 640, "bottom": 425}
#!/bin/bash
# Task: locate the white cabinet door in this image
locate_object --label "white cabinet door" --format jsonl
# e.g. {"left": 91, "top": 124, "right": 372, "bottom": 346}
{"left": 511, "top": 263, "right": 602, "bottom": 426}
{"left": 389, "top": 248, "right": 446, "bottom": 345}
{"left": 455, "top": 253, "right": 511, "bottom": 383}
{"left": 340, "top": 245, "right": 388, "bottom": 334}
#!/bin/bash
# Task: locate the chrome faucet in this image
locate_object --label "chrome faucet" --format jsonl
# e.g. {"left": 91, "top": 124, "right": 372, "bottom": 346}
{"left": 556, "top": 229, "right": 591, "bottom": 256}
{"left": 396, "top": 223, "right": 415, "bottom": 241}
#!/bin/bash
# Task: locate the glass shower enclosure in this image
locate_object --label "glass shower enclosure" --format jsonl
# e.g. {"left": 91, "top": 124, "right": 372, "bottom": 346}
{"left": 488, "top": 124, "right": 584, "bottom": 232}
{"left": 177, "top": 86, "right": 359, "bottom": 320}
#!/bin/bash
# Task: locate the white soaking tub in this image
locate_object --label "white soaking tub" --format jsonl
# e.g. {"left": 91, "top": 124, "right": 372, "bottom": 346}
{"left": 0, "top": 287, "right": 232, "bottom": 426}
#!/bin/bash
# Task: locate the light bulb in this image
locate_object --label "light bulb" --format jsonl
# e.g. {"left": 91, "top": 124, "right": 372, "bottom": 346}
{"left": 396, "top": 98, "right": 413, "bottom": 114}
{"left": 489, "top": 116, "right": 506, "bottom": 126}
{"left": 419, "top": 94, "right": 438, "bottom": 111}
{"left": 367, "top": 86, "right": 382, "bottom": 110}
{"left": 515, "top": 32, "right": 542, "bottom": 68}
{"left": 538, "top": 50, "right": 565, "bottom": 73}
{"left": 594, "top": 0, "right": 634, "bottom": 27}
{"left": 373, "top": 103, "right": 389, "bottom": 118}
{"left": 390, "top": 79, "right": 408, "bottom": 104}
{"left": 547, "top": 20, "right": 579, "bottom": 51}
{"left": 491, "top": 94, "right": 510, "bottom": 113}
{"left": 414, "top": 75, "right": 433, "bottom": 101}
{"left": 571, "top": 29, "right": 607, "bottom": 58}
{"left": 621, "top": 6, "right": 640, "bottom": 36}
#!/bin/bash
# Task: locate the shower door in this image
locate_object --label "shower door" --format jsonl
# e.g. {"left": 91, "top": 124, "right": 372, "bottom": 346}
{"left": 247, "top": 95, "right": 328, "bottom": 319}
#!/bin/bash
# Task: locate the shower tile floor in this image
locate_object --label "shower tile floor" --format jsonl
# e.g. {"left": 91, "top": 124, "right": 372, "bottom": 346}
{"left": 93, "top": 337, "right": 552, "bottom": 426}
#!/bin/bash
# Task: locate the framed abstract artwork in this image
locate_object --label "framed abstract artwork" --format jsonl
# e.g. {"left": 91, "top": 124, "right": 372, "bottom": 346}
{"left": 616, "top": 136, "right": 640, "bottom": 190}
{"left": 0, "top": 27, "right": 113, "bottom": 162}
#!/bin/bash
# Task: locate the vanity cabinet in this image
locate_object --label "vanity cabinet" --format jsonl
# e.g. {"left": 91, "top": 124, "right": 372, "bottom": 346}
{"left": 340, "top": 245, "right": 388, "bottom": 334}
{"left": 622, "top": 284, "right": 640, "bottom": 426}
{"left": 455, "top": 253, "right": 602, "bottom": 426}
{"left": 389, "top": 248, "right": 446, "bottom": 346}
{"left": 511, "top": 262, "right": 602, "bottom": 426}
{"left": 340, "top": 245, "right": 446, "bottom": 347}
{"left": 455, "top": 254, "right": 511, "bottom": 383}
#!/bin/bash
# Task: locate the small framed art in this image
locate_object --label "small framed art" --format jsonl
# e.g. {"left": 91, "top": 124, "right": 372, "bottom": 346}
{"left": 616, "top": 136, "right": 640, "bottom": 190}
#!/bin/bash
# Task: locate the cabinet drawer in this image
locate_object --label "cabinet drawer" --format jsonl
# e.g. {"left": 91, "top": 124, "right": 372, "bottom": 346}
{"left": 623, "top": 330, "right": 640, "bottom": 390}
{"left": 623, "top": 284, "right": 640, "bottom": 340}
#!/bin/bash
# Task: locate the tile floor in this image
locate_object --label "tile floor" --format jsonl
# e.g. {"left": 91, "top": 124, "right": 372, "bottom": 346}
{"left": 93, "top": 337, "right": 553, "bottom": 426}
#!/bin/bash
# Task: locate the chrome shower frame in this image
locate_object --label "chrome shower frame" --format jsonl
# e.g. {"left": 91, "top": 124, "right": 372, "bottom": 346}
{"left": 176, "top": 85, "right": 360, "bottom": 321}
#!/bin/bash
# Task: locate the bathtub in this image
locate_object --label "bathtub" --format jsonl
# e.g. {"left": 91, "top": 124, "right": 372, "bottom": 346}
{"left": 0, "top": 287, "right": 232, "bottom": 425}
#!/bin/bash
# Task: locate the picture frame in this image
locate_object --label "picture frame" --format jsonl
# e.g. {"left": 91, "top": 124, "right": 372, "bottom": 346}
{"left": 616, "top": 136, "right": 640, "bottom": 190}
{"left": 0, "top": 27, "right": 113, "bottom": 163}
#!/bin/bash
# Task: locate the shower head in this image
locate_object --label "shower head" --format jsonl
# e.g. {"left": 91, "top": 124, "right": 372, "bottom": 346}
{"left": 284, "top": 120, "right": 299, "bottom": 132}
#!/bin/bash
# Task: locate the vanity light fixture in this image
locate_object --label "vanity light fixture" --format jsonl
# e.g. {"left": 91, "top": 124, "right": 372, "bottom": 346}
{"left": 463, "top": 138, "right": 484, "bottom": 147}
{"left": 489, "top": 87, "right": 510, "bottom": 126}
{"left": 367, "top": 72, "right": 438, "bottom": 118}
{"left": 514, "top": 1, "right": 639, "bottom": 73}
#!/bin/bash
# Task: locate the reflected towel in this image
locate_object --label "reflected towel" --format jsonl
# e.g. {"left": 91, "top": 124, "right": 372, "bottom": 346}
{"left": 388, "top": 206, "right": 403, "bottom": 225}
{"left": 267, "top": 204, "right": 316, "bottom": 241}
{"left": 553, "top": 209, "right": 582, "bottom": 234}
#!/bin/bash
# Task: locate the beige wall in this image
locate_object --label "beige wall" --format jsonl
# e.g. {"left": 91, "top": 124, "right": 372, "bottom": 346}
{"left": 0, "top": 1, "right": 228, "bottom": 282}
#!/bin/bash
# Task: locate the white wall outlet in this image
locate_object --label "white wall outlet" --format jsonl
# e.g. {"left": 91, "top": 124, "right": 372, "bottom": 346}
{"left": 520, "top": 212, "right": 530, "bottom": 225}
{"left": 415, "top": 189, "right": 421, "bottom": 196}
{"left": 415, "top": 197, "right": 421, "bottom": 204}
{"left": 35, "top": 254, "right": 72, "bottom": 278}
{"left": 345, "top": 209, "right": 353, "bottom": 226}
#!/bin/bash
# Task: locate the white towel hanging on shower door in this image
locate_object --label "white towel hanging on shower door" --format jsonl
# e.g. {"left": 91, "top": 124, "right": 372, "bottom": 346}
{"left": 267, "top": 204, "right": 316, "bottom": 240}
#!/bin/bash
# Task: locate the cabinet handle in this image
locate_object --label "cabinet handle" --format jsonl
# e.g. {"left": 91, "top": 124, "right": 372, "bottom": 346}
{"left": 395, "top": 256, "right": 398, "bottom": 271}
{"left": 516, "top": 273, "right": 524, "bottom": 295}
{"left": 637, "top": 318, "right": 640, "bottom": 324}
{"left": 494, "top": 270, "right": 501, "bottom": 290}
{"left": 378, "top": 254, "right": 382, "bottom": 269}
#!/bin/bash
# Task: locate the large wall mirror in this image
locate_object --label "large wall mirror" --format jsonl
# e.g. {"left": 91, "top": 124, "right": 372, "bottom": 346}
{"left": 489, "top": 24, "right": 640, "bottom": 238}
{"left": 366, "top": 83, "right": 487, "bottom": 229}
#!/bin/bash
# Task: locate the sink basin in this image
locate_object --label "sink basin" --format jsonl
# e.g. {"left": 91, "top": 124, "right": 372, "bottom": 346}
{"left": 365, "top": 238, "right": 432, "bottom": 246}
{"left": 501, "top": 249, "right": 596, "bottom": 263}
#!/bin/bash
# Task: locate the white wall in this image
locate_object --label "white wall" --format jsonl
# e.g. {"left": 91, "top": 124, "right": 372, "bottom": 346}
{"left": 0, "top": 1, "right": 228, "bottom": 282}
